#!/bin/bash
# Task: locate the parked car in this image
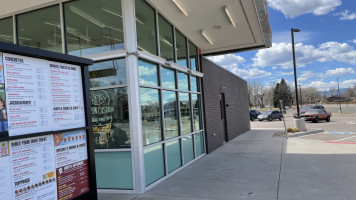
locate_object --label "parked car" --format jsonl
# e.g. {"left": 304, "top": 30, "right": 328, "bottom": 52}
{"left": 294, "top": 105, "right": 325, "bottom": 118}
{"left": 257, "top": 110, "right": 283, "bottom": 121}
{"left": 249, "top": 110, "right": 260, "bottom": 121}
{"left": 301, "top": 109, "right": 332, "bottom": 123}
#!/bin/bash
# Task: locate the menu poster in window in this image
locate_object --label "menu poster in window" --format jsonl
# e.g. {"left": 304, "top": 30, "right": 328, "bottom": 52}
{"left": 9, "top": 135, "right": 57, "bottom": 200}
{"left": 0, "top": 53, "right": 8, "bottom": 133}
{"left": 3, "top": 53, "right": 52, "bottom": 136}
{"left": 49, "top": 61, "right": 85, "bottom": 131}
{"left": 54, "top": 130, "right": 89, "bottom": 200}
{"left": 0, "top": 141, "right": 11, "bottom": 200}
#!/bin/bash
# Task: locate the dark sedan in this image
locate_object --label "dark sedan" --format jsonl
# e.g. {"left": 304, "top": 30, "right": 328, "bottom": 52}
{"left": 257, "top": 110, "right": 283, "bottom": 121}
{"left": 249, "top": 110, "right": 260, "bottom": 121}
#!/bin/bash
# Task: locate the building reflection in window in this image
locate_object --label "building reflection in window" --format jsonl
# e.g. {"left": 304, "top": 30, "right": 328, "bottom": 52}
{"left": 162, "top": 90, "right": 178, "bottom": 139}
{"left": 179, "top": 92, "right": 191, "bottom": 134}
{"left": 140, "top": 87, "right": 162, "bottom": 145}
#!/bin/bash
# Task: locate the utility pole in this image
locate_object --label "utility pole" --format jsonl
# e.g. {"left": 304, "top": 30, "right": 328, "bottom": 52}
{"left": 337, "top": 77, "right": 342, "bottom": 113}
{"left": 291, "top": 28, "right": 301, "bottom": 117}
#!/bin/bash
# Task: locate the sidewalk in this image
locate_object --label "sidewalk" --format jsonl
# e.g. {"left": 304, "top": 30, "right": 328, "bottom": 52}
{"left": 99, "top": 129, "right": 356, "bottom": 200}
{"left": 99, "top": 129, "right": 284, "bottom": 200}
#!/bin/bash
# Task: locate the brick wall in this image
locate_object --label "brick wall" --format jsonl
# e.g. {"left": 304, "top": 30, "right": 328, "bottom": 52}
{"left": 201, "top": 57, "right": 250, "bottom": 153}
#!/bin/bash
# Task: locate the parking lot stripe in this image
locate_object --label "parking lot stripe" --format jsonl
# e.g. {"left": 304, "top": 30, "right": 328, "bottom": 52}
{"left": 324, "top": 141, "right": 356, "bottom": 144}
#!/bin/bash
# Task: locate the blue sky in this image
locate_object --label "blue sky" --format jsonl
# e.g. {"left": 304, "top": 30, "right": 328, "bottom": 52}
{"left": 208, "top": 0, "right": 356, "bottom": 91}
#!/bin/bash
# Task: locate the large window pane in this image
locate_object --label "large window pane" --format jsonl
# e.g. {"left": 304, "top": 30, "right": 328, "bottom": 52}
{"left": 183, "top": 135, "right": 194, "bottom": 164}
{"left": 95, "top": 152, "right": 133, "bottom": 189}
{"left": 91, "top": 88, "right": 130, "bottom": 149}
{"left": 136, "top": 0, "right": 157, "bottom": 55}
{"left": 179, "top": 93, "right": 192, "bottom": 134}
{"left": 162, "top": 91, "right": 178, "bottom": 139}
{"left": 138, "top": 60, "right": 158, "bottom": 86}
{"left": 89, "top": 59, "right": 126, "bottom": 88}
{"left": 166, "top": 140, "right": 182, "bottom": 173}
{"left": 158, "top": 14, "right": 174, "bottom": 62}
{"left": 140, "top": 88, "right": 161, "bottom": 145}
{"left": 161, "top": 67, "right": 176, "bottom": 89}
{"left": 64, "top": 0, "right": 124, "bottom": 56}
{"left": 175, "top": 30, "right": 187, "bottom": 67}
{"left": 192, "top": 94, "right": 202, "bottom": 131}
{"left": 178, "top": 72, "right": 188, "bottom": 91}
{"left": 189, "top": 42, "right": 198, "bottom": 71}
{"left": 190, "top": 76, "right": 199, "bottom": 92}
{"left": 0, "top": 17, "right": 13, "bottom": 43}
{"left": 144, "top": 145, "right": 165, "bottom": 186}
{"left": 194, "top": 132, "right": 205, "bottom": 157}
{"left": 17, "top": 6, "right": 62, "bottom": 53}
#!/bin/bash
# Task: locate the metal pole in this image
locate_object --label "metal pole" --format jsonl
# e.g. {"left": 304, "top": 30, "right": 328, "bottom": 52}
{"left": 291, "top": 28, "right": 300, "bottom": 117}
{"left": 298, "top": 84, "right": 302, "bottom": 107}
{"left": 337, "top": 77, "right": 342, "bottom": 113}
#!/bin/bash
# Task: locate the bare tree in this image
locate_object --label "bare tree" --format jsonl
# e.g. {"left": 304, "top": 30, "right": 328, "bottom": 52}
{"left": 329, "top": 87, "right": 336, "bottom": 97}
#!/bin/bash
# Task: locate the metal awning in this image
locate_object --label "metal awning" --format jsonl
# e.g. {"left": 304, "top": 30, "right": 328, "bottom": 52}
{"left": 0, "top": 0, "right": 272, "bottom": 56}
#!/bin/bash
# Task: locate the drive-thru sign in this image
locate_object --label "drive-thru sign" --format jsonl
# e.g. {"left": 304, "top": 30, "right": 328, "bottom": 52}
{"left": 0, "top": 42, "right": 97, "bottom": 200}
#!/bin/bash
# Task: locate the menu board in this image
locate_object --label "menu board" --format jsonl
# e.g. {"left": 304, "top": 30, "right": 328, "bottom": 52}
{"left": 0, "top": 52, "right": 8, "bottom": 134}
{"left": 2, "top": 53, "right": 85, "bottom": 137}
{"left": 9, "top": 135, "right": 57, "bottom": 200}
{"left": 54, "top": 130, "right": 90, "bottom": 200}
{"left": 0, "top": 141, "right": 11, "bottom": 200}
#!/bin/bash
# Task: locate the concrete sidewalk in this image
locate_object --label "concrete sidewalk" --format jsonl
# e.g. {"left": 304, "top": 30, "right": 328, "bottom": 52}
{"left": 99, "top": 129, "right": 284, "bottom": 200}
{"left": 99, "top": 129, "right": 356, "bottom": 200}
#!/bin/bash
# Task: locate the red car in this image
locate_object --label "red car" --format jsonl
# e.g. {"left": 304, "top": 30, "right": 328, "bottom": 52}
{"left": 301, "top": 109, "right": 332, "bottom": 123}
{"left": 294, "top": 105, "right": 325, "bottom": 118}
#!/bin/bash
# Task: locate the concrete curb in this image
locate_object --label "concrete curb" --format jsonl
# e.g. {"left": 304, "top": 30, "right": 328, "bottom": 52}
{"left": 288, "top": 129, "right": 324, "bottom": 138}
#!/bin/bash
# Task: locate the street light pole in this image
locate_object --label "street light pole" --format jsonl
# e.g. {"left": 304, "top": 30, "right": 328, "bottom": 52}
{"left": 291, "top": 28, "right": 301, "bottom": 117}
{"left": 298, "top": 84, "right": 302, "bottom": 107}
{"left": 337, "top": 77, "right": 342, "bottom": 113}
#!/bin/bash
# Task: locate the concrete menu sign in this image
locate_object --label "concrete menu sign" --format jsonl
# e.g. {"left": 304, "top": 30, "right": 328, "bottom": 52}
{"left": 2, "top": 53, "right": 85, "bottom": 136}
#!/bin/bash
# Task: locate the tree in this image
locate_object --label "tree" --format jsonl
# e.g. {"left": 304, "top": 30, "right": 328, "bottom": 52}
{"left": 273, "top": 78, "right": 293, "bottom": 108}
{"left": 329, "top": 87, "right": 336, "bottom": 97}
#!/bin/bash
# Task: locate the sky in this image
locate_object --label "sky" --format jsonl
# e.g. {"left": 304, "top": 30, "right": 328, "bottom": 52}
{"left": 208, "top": 0, "right": 356, "bottom": 91}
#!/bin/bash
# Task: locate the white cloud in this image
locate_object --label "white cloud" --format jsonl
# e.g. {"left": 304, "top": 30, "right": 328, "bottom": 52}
{"left": 268, "top": 0, "right": 341, "bottom": 18}
{"left": 208, "top": 54, "right": 246, "bottom": 67}
{"left": 353, "top": 39, "right": 356, "bottom": 44}
{"left": 334, "top": 10, "right": 356, "bottom": 20}
{"left": 306, "top": 79, "right": 356, "bottom": 90}
{"left": 139, "top": 66, "right": 156, "bottom": 76}
{"left": 230, "top": 67, "right": 272, "bottom": 79}
{"left": 272, "top": 66, "right": 277, "bottom": 70}
{"left": 252, "top": 42, "right": 356, "bottom": 68}
{"left": 297, "top": 71, "right": 323, "bottom": 82}
{"left": 325, "top": 68, "right": 355, "bottom": 76}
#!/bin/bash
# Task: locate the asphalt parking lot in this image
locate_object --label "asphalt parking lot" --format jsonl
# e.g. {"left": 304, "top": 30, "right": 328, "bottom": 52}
{"left": 251, "top": 104, "right": 356, "bottom": 132}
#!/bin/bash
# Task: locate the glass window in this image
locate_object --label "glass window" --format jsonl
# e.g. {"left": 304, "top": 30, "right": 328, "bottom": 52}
{"left": 192, "top": 94, "right": 202, "bottom": 131}
{"left": 17, "top": 5, "right": 62, "bottom": 53}
{"left": 89, "top": 59, "right": 126, "bottom": 88}
{"left": 189, "top": 42, "right": 198, "bottom": 71}
{"left": 140, "top": 88, "right": 161, "bottom": 145}
{"left": 190, "top": 76, "right": 199, "bottom": 92}
{"left": 91, "top": 88, "right": 130, "bottom": 149}
{"left": 166, "top": 140, "right": 182, "bottom": 173}
{"left": 178, "top": 72, "right": 188, "bottom": 91}
{"left": 162, "top": 91, "right": 178, "bottom": 139}
{"left": 161, "top": 67, "right": 176, "bottom": 89}
{"left": 179, "top": 93, "right": 192, "bottom": 134}
{"left": 175, "top": 30, "right": 187, "bottom": 67}
{"left": 95, "top": 152, "right": 133, "bottom": 189}
{"left": 135, "top": 0, "right": 157, "bottom": 55}
{"left": 64, "top": 0, "right": 124, "bottom": 56}
{"left": 194, "top": 132, "right": 205, "bottom": 157}
{"left": 158, "top": 14, "right": 174, "bottom": 62}
{"left": 144, "top": 145, "right": 165, "bottom": 186}
{"left": 183, "top": 135, "right": 194, "bottom": 164}
{"left": 0, "top": 17, "right": 13, "bottom": 43}
{"left": 138, "top": 60, "right": 158, "bottom": 86}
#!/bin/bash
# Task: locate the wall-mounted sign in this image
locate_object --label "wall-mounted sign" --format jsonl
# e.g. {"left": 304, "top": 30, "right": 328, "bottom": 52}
{"left": 2, "top": 53, "right": 85, "bottom": 137}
